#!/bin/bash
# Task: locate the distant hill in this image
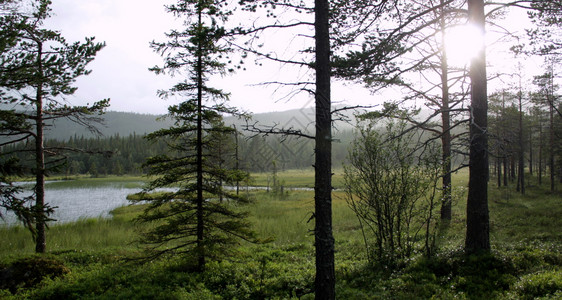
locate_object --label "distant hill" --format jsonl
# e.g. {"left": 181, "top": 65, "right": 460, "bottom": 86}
{"left": 45, "top": 111, "right": 174, "bottom": 141}
{"left": 45, "top": 108, "right": 357, "bottom": 141}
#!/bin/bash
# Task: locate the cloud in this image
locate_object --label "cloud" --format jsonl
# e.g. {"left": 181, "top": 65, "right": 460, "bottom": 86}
{"left": 43, "top": 0, "right": 374, "bottom": 115}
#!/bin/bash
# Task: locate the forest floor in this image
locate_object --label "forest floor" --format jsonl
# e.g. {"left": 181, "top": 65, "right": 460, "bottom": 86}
{"left": 1, "top": 170, "right": 561, "bottom": 299}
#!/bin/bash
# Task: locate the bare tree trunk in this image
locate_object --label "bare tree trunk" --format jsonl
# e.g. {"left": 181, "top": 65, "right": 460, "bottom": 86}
{"left": 539, "top": 121, "right": 543, "bottom": 185}
{"left": 497, "top": 154, "right": 501, "bottom": 188}
{"left": 549, "top": 101, "right": 555, "bottom": 192}
{"left": 314, "top": 0, "right": 335, "bottom": 298}
{"left": 465, "top": 0, "right": 490, "bottom": 254}
{"left": 34, "top": 41, "right": 46, "bottom": 254}
{"left": 234, "top": 125, "right": 240, "bottom": 196}
{"left": 511, "top": 156, "right": 516, "bottom": 181}
{"left": 503, "top": 156, "right": 508, "bottom": 187}
{"left": 517, "top": 90, "right": 525, "bottom": 194}
{"left": 440, "top": 0, "right": 452, "bottom": 221}
{"left": 529, "top": 129, "right": 533, "bottom": 176}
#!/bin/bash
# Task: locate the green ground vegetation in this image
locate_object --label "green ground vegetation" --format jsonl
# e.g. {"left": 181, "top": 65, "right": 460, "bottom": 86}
{"left": 1, "top": 170, "right": 561, "bottom": 299}
{"left": 250, "top": 168, "right": 346, "bottom": 189}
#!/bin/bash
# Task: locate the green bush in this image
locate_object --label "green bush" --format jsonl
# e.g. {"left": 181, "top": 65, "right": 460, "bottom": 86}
{"left": 516, "top": 270, "right": 562, "bottom": 299}
{"left": 0, "top": 256, "right": 70, "bottom": 294}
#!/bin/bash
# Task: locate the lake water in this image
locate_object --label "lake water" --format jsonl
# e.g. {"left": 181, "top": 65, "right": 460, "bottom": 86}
{"left": 0, "top": 181, "right": 145, "bottom": 226}
{"left": 1, "top": 181, "right": 311, "bottom": 227}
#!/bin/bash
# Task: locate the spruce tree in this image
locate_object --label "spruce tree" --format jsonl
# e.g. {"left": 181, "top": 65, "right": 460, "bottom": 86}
{"left": 135, "top": 0, "right": 254, "bottom": 271}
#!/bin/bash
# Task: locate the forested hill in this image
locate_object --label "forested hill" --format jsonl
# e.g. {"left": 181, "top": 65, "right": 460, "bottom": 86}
{"left": 0, "top": 108, "right": 357, "bottom": 176}
{"left": 45, "top": 108, "right": 356, "bottom": 141}
{"left": 45, "top": 111, "right": 173, "bottom": 140}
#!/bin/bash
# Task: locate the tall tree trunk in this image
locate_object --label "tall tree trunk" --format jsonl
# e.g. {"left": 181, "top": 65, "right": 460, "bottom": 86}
{"left": 511, "top": 156, "right": 516, "bottom": 181}
{"left": 195, "top": 3, "right": 205, "bottom": 271}
{"left": 503, "top": 156, "right": 508, "bottom": 187}
{"left": 517, "top": 90, "right": 525, "bottom": 194}
{"left": 314, "top": 0, "right": 335, "bottom": 298}
{"left": 549, "top": 102, "right": 554, "bottom": 192}
{"left": 529, "top": 129, "right": 533, "bottom": 176}
{"left": 465, "top": 0, "right": 490, "bottom": 254}
{"left": 234, "top": 125, "right": 240, "bottom": 196}
{"left": 538, "top": 121, "right": 543, "bottom": 185}
{"left": 440, "top": 0, "right": 452, "bottom": 221}
{"left": 34, "top": 41, "right": 46, "bottom": 254}
{"left": 497, "top": 154, "right": 501, "bottom": 188}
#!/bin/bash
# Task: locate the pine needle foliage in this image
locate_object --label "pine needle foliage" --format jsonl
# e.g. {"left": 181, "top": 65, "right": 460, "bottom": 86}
{"left": 133, "top": 0, "right": 255, "bottom": 271}
{"left": 0, "top": 0, "right": 108, "bottom": 253}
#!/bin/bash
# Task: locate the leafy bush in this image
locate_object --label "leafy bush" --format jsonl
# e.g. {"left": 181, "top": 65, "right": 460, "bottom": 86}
{"left": 344, "top": 119, "right": 442, "bottom": 263}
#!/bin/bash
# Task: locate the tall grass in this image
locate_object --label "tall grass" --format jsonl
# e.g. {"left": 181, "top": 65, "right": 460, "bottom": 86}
{"left": 0, "top": 189, "right": 359, "bottom": 257}
{"left": 248, "top": 168, "right": 346, "bottom": 189}
{"left": 0, "top": 215, "right": 139, "bottom": 257}
{"left": 245, "top": 190, "right": 360, "bottom": 245}
{"left": 3, "top": 169, "right": 557, "bottom": 257}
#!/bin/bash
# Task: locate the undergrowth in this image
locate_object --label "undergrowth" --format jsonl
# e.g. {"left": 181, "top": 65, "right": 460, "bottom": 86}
{"left": 1, "top": 173, "right": 561, "bottom": 299}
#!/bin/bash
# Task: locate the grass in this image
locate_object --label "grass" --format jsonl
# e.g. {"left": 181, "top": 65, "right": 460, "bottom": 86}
{"left": 1, "top": 170, "right": 561, "bottom": 299}
{"left": 16, "top": 175, "right": 146, "bottom": 189}
{"left": 249, "top": 168, "right": 347, "bottom": 189}
{"left": 0, "top": 217, "right": 139, "bottom": 257}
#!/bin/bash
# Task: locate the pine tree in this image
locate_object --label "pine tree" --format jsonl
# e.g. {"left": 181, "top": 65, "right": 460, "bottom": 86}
{"left": 465, "top": 0, "right": 490, "bottom": 254}
{"left": 0, "top": 0, "right": 108, "bottom": 253}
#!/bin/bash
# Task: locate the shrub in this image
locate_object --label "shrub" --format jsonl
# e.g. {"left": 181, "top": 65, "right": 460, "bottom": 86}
{"left": 0, "top": 256, "right": 70, "bottom": 293}
{"left": 516, "top": 270, "right": 562, "bottom": 299}
{"left": 344, "top": 119, "right": 442, "bottom": 263}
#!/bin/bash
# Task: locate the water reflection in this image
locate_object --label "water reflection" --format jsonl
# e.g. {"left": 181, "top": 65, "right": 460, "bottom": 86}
{"left": 1, "top": 181, "right": 312, "bottom": 226}
{"left": 1, "top": 181, "right": 144, "bottom": 226}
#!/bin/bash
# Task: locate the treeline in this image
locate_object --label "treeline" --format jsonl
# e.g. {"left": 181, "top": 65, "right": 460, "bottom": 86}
{"left": 2, "top": 131, "right": 354, "bottom": 176}
{"left": 2, "top": 134, "right": 166, "bottom": 176}
{"left": 488, "top": 88, "right": 562, "bottom": 192}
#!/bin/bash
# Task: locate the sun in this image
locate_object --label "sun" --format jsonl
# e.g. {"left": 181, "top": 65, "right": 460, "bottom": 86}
{"left": 443, "top": 24, "right": 485, "bottom": 67}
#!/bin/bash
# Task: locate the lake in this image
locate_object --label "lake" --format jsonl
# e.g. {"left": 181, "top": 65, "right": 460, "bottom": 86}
{"left": 0, "top": 179, "right": 310, "bottom": 227}
{"left": 1, "top": 180, "right": 146, "bottom": 226}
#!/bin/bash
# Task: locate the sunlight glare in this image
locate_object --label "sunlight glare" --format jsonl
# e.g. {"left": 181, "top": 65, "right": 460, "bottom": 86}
{"left": 443, "top": 24, "right": 485, "bottom": 67}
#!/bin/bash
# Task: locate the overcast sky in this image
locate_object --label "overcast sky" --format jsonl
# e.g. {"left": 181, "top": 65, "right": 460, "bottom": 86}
{"left": 42, "top": 1, "right": 547, "bottom": 116}
{"left": 42, "top": 0, "right": 378, "bottom": 115}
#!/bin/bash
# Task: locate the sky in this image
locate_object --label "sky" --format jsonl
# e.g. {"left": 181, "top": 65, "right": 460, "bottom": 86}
{"left": 41, "top": 1, "right": 548, "bottom": 116}
{"left": 44, "top": 0, "right": 378, "bottom": 115}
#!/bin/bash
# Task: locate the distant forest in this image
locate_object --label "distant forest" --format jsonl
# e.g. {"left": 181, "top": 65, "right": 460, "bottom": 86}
{"left": 3, "top": 111, "right": 355, "bottom": 176}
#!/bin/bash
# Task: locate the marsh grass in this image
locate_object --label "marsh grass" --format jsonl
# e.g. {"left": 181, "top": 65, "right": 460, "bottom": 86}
{"left": 247, "top": 191, "right": 315, "bottom": 245}
{"left": 488, "top": 182, "right": 562, "bottom": 245}
{"left": 249, "top": 168, "right": 346, "bottom": 189}
{"left": 0, "top": 215, "right": 139, "bottom": 257}
{"left": 44, "top": 176, "right": 146, "bottom": 189}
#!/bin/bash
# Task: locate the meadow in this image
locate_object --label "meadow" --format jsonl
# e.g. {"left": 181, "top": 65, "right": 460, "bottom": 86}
{"left": 0, "top": 170, "right": 561, "bottom": 299}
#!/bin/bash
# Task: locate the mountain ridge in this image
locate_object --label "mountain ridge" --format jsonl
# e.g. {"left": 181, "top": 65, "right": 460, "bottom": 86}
{"left": 45, "top": 108, "right": 356, "bottom": 141}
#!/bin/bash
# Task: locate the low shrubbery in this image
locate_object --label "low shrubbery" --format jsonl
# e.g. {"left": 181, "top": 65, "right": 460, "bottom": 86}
{"left": 1, "top": 177, "right": 561, "bottom": 299}
{"left": 0, "top": 256, "right": 70, "bottom": 294}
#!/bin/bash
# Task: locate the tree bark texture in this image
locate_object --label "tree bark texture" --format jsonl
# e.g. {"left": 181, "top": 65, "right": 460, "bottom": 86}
{"left": 517, "top": 91, "right": 525, "bottom": 195}
{"left": 34, "top": 41, "right": 46, "bottom": 254}
{"left": 196, "top": 3, "right": 205, "bottom": 271}
{"left": 549, "top": 102, "right": 554, "bottom": 192}
{"left": 465, "top": 0, "right": 490, "bottom": 254}
{"left": 440, "top": 3, "right": 452, "bottom": 220}
{"left": 314, "top": 0, "right": 335, "bottom": 298}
